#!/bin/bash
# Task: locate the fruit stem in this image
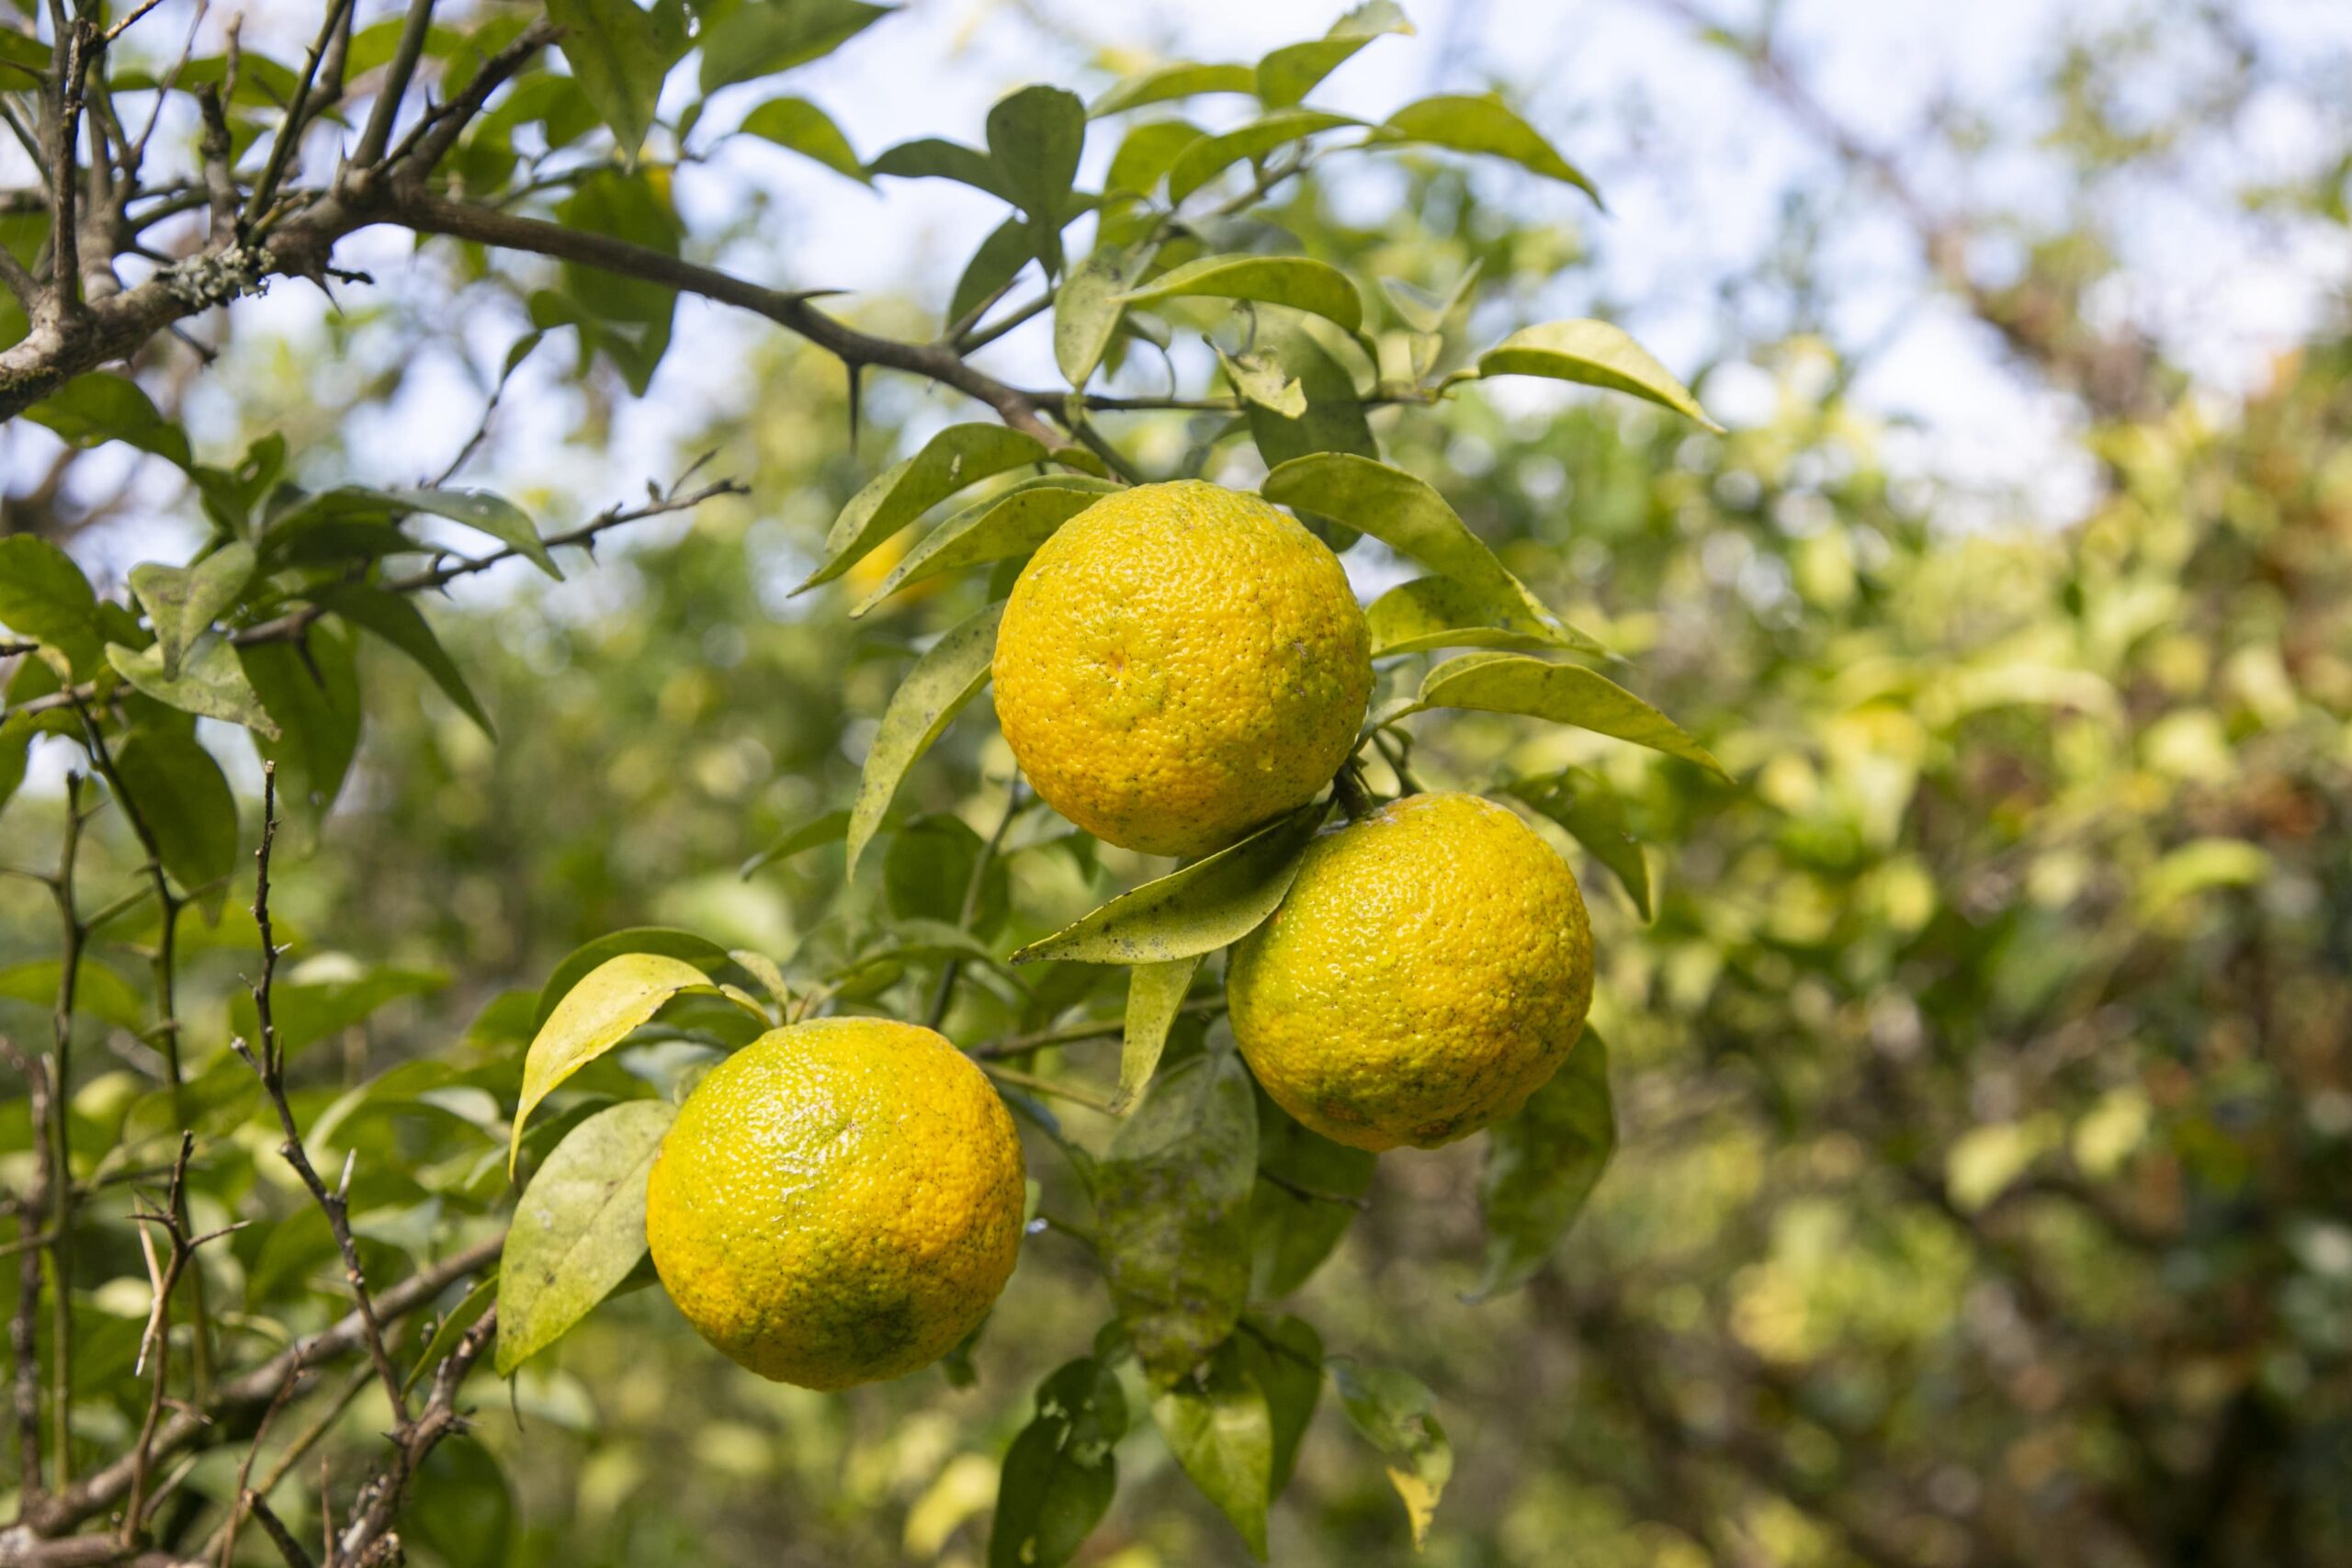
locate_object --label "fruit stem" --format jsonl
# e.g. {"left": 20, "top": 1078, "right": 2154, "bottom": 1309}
{"left": 1331, "top": 762, "right": 1374, "bottom": 822}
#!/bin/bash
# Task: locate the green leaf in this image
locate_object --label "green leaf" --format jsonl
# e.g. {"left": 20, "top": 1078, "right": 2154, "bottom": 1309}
{"left": 1250, "top": 1096, "right": 1374, "bottom": 1298}
{"left": 886, "top": 815, "right": 1009, "bottom": 937}
{"left": 845, "top": 599, "right": 1003, "bottom": 874}
{"left": 318, "top": 585, "right": 495, "bottom": 738}
{"left": 1114, "top": 955, "right": 1199, "bottom": 1112}
{"left": 866, "top": 136, "right": 1012, "bottom": 200}
{"left": 987, "top": 85, "right": 1086, "bottom": 276}
{"left": 240, "top": 624, "right": 363, "bottom": 817}
{"left": 1472, "top": 1032, "right": 1613, "bottom": 1300}
{"left": 407, "top": 1438, "right": 514, "bottom": 1568}
{"left": 129, "top": 543, "right": 254, "bottom": 680}
{"left": 510, "top": 953, "right": 750, "bottom": 1172}
{"left": 1164, "top": 110, "right": 1360, "bottom": 206}
{"left": 1055, "top": 244, "right": 1138, "bottom": 389}
{"left": 946, "top": 217, "right": 1035, "bottom": 329}
{"left": 110, "top": 731, "right": 239, "bottom": 906}
{"left": 797, "top": 423, "right": 1050, "bottom": 592}
{"left": 546, "top": 0, "right": 667, "bottom": 156}
{"left": 697, "top": 0, "right": 890, "bottom": 92}
{"left": 1504, "top": 768, "right": 1650, "bottom": 919}
{"left": 1411, "top": 653, "right": 1727, "bottom": 778}
{"left": 380, "top": 488, "right": 560, "bottom": 580}
{"left": 0, "top": 712, "right": 35, "bottom": 820}
{"left": 1121, "top": 253, "right": 1363, "bottom": 334}
{"left": 22, "top": 372, "right": 191, "bottom": 468}
{"left": 533, "top": 927, "right": 730, "bottom": 1032}
{"left": 1476, "top": 319, "right": 1719, "bottom": 430}
{"left": 1378, "top": 93, "right": 1600, "bottom": 205}
{"left": 1012, "top": 801, "right": 1326, "bottom": 965}
{"left": 1150, "top": 1337, "right": 1272, "bottom": 1558}
{"left": 738, "top": 96, "right": 868, "bottom": 182}
{"left": 496, "top": 1098, "right": 677, "bottom": 1374}
{"left": 739, "top": 810, "right": 854, "bottom": 877}
{"left": 0, "top": 958, "right": 146, "bottom": 1033}
{"left": 554, "top": 170, "right": 681, "bottom": 395}
{"left": 1090, "top": 61, "right": 1256, "bottom": 117}
{"left": 1243, "top": 314, "right": 1376, "bottom": 470}
{"left": 1261, "top": 455, "right": 1597, "bottom": 651}
{"left": 1256, "top": 0, "right": 1412, "bottom": 108}
{"left": 1097, "top": 1049, "right": 1259, "bottom": 1382}
{"left": 849, "top": 478, "right": 1119, "bottom": 618}
{"left": 988, "top": 1358, "right": 1127, "bottom": 1568}
{"left": 229, "top": 968, "right": 447, "bottom": 1060}
{"left": 1330, "top": 1361, "right": 1452, "bottom": 1548}
{"left": 1240, "top": 1315, "right": 1323, "bottom": 1494}
{"left": 1104, "top": 118, "right": 1204, "bottom": 197}
{"left": 0, "top": 537, "right": 105, "bottom": 675}
{"left": 107, "top": 641, "right": 279, "bottom": 737}
{"left": 1365, "top": 575, "right": 1585, "bottom": 659}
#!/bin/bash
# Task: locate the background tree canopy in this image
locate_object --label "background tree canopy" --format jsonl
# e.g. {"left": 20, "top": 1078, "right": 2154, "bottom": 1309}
{"left": 0, "top": 1, "right": 2348, "bottom": 1566}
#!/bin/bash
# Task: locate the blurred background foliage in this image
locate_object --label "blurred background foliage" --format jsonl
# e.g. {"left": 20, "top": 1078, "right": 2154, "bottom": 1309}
{"left": 5, "top": 0, "right": 2350, "bottom": 1564}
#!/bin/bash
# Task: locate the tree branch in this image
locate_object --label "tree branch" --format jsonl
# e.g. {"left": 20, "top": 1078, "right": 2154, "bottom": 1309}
{"left": 15, "top": 1235, "right": 501, "bottom": 1539}
{"left": 230, "top": 765, "right": 409, "bottom": 1424}
{"left": 384, "top": 189, "right": 1064, "bottom": 444}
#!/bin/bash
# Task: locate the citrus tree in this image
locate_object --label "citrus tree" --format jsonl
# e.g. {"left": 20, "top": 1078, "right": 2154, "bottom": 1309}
{"left": 0, "top": 2, "right": 1731, "bottom": 1563}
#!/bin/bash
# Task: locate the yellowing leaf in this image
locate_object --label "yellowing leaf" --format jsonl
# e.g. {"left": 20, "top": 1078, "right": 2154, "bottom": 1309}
{"left": 1330, "top": 1361, "right": 1452, "bottom": 1549}
{"left": 1122, "top": 253, "right": 1364, "bottom": 335}
{"left": 509, "top": 953, "right": 741, "bottom": 1173}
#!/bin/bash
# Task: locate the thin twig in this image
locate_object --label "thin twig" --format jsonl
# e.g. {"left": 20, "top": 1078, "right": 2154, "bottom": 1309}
{"left": 924, "top": 779, "right": 1027, "bottom": 1031}
{"left": 348, "top": 0, "right": 435, "bottom": 172}
{"left": 232, "top": 765, "right": 410, "bottom": 1423}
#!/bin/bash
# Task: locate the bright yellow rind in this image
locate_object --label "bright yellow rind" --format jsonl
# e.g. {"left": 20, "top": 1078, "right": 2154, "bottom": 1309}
{"left": 992, "top": 479, "right": 1372, "bottom": 858}
{"left": 1227, "top": 792, "right": 1594, "bottom": 1152}
{"left": 645, "top": 1018, "right": 1025, "bottom": 1390}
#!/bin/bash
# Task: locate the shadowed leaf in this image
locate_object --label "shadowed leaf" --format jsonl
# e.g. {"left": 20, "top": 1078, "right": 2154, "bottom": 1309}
{"left": 1505, "top": 768, "right": 1650, "bottom": 919}
{"left": 1098, "top": 1049, "right": 1258, "bottom": 1382}
{"left": 1150, "top": 1337, "right": 1272, "bottom": 1557}
{"left": 1472, "top": 1032, "right": 1613, "bottom": 1300}
{"left": 988, "top": 1358, "right": 1127, "bottom": 1568}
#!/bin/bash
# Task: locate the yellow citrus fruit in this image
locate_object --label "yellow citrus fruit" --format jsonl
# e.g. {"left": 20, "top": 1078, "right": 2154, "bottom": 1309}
{"left": 992, "top": 479, "right": 1372, "bottom": 858}
{"left": 1227, "top": 792, "right": 1595, "bottom": 1152}
{"left": 645, "top": 1018, "right": 1024, "bottom": 1389}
